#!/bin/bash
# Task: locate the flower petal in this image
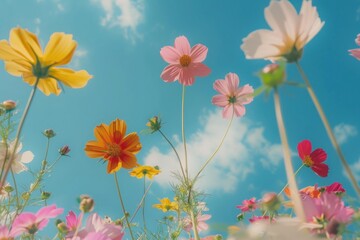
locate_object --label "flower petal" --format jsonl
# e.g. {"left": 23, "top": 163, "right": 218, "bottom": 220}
{"left": 160, "top": 64, "right": 180, "bottom": 82}
{"left": 233, "top": 103, "right": 245, "bottom": 117}
{"left": 109, "top": 119, "right": 126, "bottom": 144}
{"left": 189, "top": 63, "right": 211, "bottom": 77}
{"left": 222, "top": 104, "right": 234, "bottom": 119}
{"left": 121, "top": 132, "right": 141, "bottom": 154}
{"left": 94, "top": 124, "right": 112, "bottom": 146}
{"left": 119, "top": 151, "right": 138, "bottom": 169}
{"left": 49, "top": 68, "right": 92, "bottom": 89}
{"left": 178, "top": 68, "right": 195, "bottom": 85}
{"left": 44, "top": 32, "right": 77, "bottom": 66}
{"left": 311, "top": 163, "right": 329, "bottom": 177}
{"left": 190, "top": 44, "right": 208, "bottom": 63}
{"left": 107, "top": 159, "right": 122, "bottom": 174}
{"left": 37, "top": 77, "right": 62, "bottom": 96}
{"left": 4, "top": 60, "right": 32, "bottom": 76}
{"left": 212, "top": 94, "right": 228, "bottom": 107}
{"left": 225, "top": 73, "right": 240, "bottom": 93}
{"left": 310, "top": 148, "right": 327, "bottom": 163}
{"left": 160, "top": 46, "right": 180, "bottom": 64}
{"left": 84, "top": 141, "right": 106, "bottom": 158}
{"left": 213, "top": 78, "right": 230, "bottom": 96}
{"left": 9, "top": 28, "right": 42, "bottom": 63}
{"left": 174, "top": 36, "right": 191, "bottom": 55}
{"left": 20, "top": 151, "right": 34, "bottom": 164}
{"left": 236, "top": 84, "right": 254, "bottom": 105}
{"left": 0, "top": 40, "right": 27, "bottom": 61}
{"left": 297, "top": 140, "right": 312, "bottom": 160}
{"left": 349, "top": 49, "right": 360, "bottom": 60}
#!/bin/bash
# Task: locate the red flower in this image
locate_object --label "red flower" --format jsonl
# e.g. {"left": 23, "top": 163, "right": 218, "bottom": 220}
{"left": 297, "top": 140, "right": 328, "bottom": 177}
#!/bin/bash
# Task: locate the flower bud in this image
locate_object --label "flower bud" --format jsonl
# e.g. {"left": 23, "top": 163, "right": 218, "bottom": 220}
{"left": 79, "top": 194, "right": 94, "bottom": 213}
{"left": 22, "top": 192, "right": 30, "bottom": 200}
{"left": 41, "top": 191, "right": 51, "bottom": 200}
{"left": 261, "top": 192, "right": 281, "bottom": 212}
{"left": 56, "top": 221, "right": 68, "bottom": 234}
{"left": 2, "top": 100, "right": 16, "bottom": 111}
{"left": 59, "top": 145, "right": 70, "bottom": 156}
{"left": 4, "top": 185, "right": 14, "bottom": 193}
{"left": 259, "top": 63, "right": 286, "bottom": 87}
{"left": 146, "top": 116, "right": 161, "bottom": 133}
{"left": 43, "top": 129, "right": 56, "bottom": 138}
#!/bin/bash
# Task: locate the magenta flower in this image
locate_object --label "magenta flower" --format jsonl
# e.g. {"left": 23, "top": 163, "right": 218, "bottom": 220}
{"left": 77, "top": 213, "right": 124, "bottom": 240}
{"left": 160, "top": 36, "right": 211, "bottom": 85}
{"left": 11, "top": 204, "right": 63, "bottom": 235}
{"left": 212, "top": 73, "right": 254, "bottom": 118}
{"left": 325, "top": 182, "right": 345, "bottom": 194}
{"left": 66, "top": 211, "right": 82, "bottom": 231}
{"left": 349, "top": 34, "right": 360, "bottom": 60}
{"left": 303, "top": 192, "right": 354, "bottom": 234}
{"left": 236, "top": 197, "right": 257, "bottom": 212}
{"left": 183, "top": 214, "right": 211, "bottom": 233}
{"left": 297, "top": 140, "right": 328, "bottom": 177}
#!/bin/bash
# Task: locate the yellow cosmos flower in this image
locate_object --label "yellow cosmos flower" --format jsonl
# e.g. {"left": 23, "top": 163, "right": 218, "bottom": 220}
{"left": 0, "top": 27, "right": 92, "bottom": 95}
{"left": 129, "top": 165, "right": 160, "bottom": 179}
{"left": 152, "top": 198, "right": 178, "bottom": 212}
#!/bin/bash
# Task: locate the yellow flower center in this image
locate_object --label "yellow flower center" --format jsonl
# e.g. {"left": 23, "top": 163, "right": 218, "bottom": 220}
{"left": 303, "top": 155, "right": 314, "bottom": 167}
{"left": 108, "top": 144, "right": 121, "bottom": 157}
{"left": 179, "top": 55, "right": 191, "bottom": 67}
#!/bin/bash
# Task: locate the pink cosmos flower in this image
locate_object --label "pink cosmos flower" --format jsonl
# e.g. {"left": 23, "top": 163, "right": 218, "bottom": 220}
{"left": 77, "top": 213, "right": 124, "bottom": 240}
{"left": 349, "top": 34, "right": 360, "bottom": 60}
{"left": 212, "top": 73, "right": 254, "bottom": 119}
{"left": 160, "top": 36, "right": 211, "bottom": 85}
{"left": 249, "top": 216, "right": 270, "bottom": 223}
{"left": 0, "top": 225, "right": 19, "bottom": 239}
{"left": 11, "top": 204, "right": 63, "bottom": 236}
{"left": 302, "top": 192, "right": 354, "bottom": 234}
{"left": 325, "top": 182, "right": 345, "bottom": 194}
{"left": 183, "top": 214, "right": 211, "bottom": 233}
{"left": 297, "top": 140, "right": 328, "bottom": 177}
{"left": 236, "top": 197, "right": 257, "bottom": 212}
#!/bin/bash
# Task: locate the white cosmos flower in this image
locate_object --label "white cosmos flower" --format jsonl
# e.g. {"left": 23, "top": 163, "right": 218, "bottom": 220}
{"left": 241, "top": 0, "right": 324, "bottom": 62}
{"left": 0, "top": 141, "right": 34, "bottom": 174}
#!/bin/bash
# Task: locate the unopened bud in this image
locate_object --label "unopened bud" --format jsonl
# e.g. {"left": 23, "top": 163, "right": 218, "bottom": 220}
{"left": 4, "top": 185, "right": 14, "bottom": 193}
{"left": 79, "top": 195, "right": 94, "bottom": 213}
{"left": 261, "top": 192, "right": 281, "bottom": 212}
{"left": 2, "top": 100, "right": 16, "bottom": 111}
{"left": 236, "top": 213, "right": 245, "bottom": 221}
{"left": 56, "top": 221, "right": 68, "bottom": 233}
{"left": 59, "top": 145, "right": 70, "bottom": 156}
{"left": 41, "top": 191, "right": 51, "bottom": 200}
{"left": 146, "top": 116, "right": 161, "bottom": 133}
{"left": 22, "top": 192, "right": 30, "bottom": 200}
{"left": 43, "top": 129, "right": 56, "bottom": 138}
{"left": 259, "top": 63, "right": 286, "bottom": 87}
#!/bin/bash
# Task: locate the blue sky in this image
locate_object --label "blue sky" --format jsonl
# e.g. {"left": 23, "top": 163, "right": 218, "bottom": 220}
{"left": 0, "top": 0, "right": 360, "bottom": 238}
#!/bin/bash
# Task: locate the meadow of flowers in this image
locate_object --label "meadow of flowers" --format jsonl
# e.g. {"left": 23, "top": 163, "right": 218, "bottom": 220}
{"left": 0, "top": 0, "right": 359, "bottom": 239}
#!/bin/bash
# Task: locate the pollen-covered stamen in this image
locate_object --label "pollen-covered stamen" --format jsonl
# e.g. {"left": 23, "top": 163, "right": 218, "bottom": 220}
{"left": 179, "top": 55, "right": 191, "bottom": 67}
{"left": 107, "top": 144, "right": 121, "bottom": 157}
{"left": 303, "top": 155, "right": 314, "bottom": 167}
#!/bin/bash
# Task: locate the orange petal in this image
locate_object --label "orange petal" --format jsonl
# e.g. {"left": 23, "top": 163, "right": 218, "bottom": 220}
{"left": 107, "top": 159, "right": 122, "bottom": 174}
{"left": 44, "top": 33, "right": 77, "bottom": 66}
{"left": 9, "top": 28, "right": 42, "bottom": 63}
{"left": 121, "top": 133, "right": 142, "bottom": 154}
{"left": 109, "top": 119, "right": 126, "bottom": 144}
{"left": 120, "top": 151, "right": 138, "bottom": 169}
{"left": 49, "top": 68, "right": 92, "bottom": 89}
{"left": 84, "top": 141, "right": 106, "bottom": 158}
{"left": 94, "top": 124, "right": 112, "bottom": 146}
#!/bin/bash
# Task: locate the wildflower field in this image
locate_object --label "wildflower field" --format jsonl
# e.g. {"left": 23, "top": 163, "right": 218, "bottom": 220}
{"left": 0, "top": 0, "right": 359, "bottom": 239}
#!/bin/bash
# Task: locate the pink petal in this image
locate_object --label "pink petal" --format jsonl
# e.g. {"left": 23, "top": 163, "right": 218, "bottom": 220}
{"left": 355, "top": 34, "right": 360, "bottom": 46}
{"left": 297, "top": 140, "right": 312, "bottom": 160}
{"left": 160, "top": 46, "right": 180, "bottom": 64}
{"left": 178, "top": 68, "right": 195, "bottom": 85}
{"left": 233, "top": 103, "right": 246, "bottom": 117}
{"left": 222, "top": 104, "right": 234, "bottom": 119}
{"left": 37, "top": 219, "right": 50, "bottom": 230}
{"left": 236, "top": 84, "right": 254, "bottom": 105}
{"left": 12, "top": 213, "right": 36, "bottom": 235}
{"left": 349, "top": 49, "right": 360, "bottom": 60}
{"left": 189, "top": 63, "right": 211, "bottom": 77}
{"left": 197, "top": 222, "right": 209, "bottom": 232}
{"left": 190, "top": 44, "right": 208, "bottom": 63}
{"left": 160, "top": 64, "right": 180, "bottom": 82}
{"left": 212, "top": 95, "right": 228, "bottom": 107}
{"left": 311, "top": 163, "right": 329, "bottom": 177}
{"left": 213, "top": 78, "right": 230, "bottom": 96}
{"left": 36, "top": 205, "right": 64, "bottom": 220}
{"left": 225, "top": 73, "right": 239, "bottom": 93}
{"left": 174, "top": 36, "right": 191, "bottom": 55}
{"left": 310, "top": 148, "right": 327, "bottom": 163}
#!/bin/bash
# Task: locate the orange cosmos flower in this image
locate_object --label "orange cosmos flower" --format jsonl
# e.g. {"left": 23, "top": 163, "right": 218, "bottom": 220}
{"left": 84, "top": 119, "right": 142, "bottom": 174}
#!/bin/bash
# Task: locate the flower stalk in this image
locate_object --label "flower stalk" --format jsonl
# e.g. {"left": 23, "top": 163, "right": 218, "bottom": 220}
{"left": 182, "top": 85, "right": 189, "bottom": 181}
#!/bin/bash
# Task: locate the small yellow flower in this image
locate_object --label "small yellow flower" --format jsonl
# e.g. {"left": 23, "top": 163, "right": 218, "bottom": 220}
{"left": 153, "top": 197, "right": 178, "bottom": 212}
{"left": 129, "top": 165, "right": 160, "bottom": 179}
{"left": 0, "top": 27, "right": 92, "bottom": 95}
{"left": 146, "top": 116, "right": 161, "bottom": 133}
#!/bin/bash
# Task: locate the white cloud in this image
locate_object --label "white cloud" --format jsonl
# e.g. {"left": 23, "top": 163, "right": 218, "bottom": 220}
{"left": 144, "top": 109, "right": 283, "bottom": 193}
{"left": 94, "top": 0, "right": 144, "bottom": 42}
{"left": 34, "top": 18, "right": 41, "bottom": 35}
{"left": 334, "top": 123, "right": 357, "bottom": 145}
{"left": 345, "top": 157, "right": 360, "bottom": 181}
{"left": 69, "top": 48, "right": 88, "bottom": 68}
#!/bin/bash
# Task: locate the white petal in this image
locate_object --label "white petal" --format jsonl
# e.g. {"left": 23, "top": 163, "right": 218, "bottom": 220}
{"left": 11, "top": 161, "right": 27, "bottom": 174}
{"left": 21, "top": 151, "right": 34, "bottom": 163}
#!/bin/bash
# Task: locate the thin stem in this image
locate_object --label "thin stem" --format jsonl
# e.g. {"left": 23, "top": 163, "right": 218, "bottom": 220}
{"left": 0, "top": 78, "right": 40, "bottom": 189}
{"left": 273, "top": 87, "right": 305, "bottom": 221}
{"left": 193, "top": 110, "right": 234, "bottom": 183}
{"left": 181, "top": 85, "right": 189, "bottom": 180}
{"left": 142, "top": 177, "right": 147, "bottom": 230}
{"left": 190, "top": 210, "right": 200, "bottom": 240}
{"left": 114, "top": 172, "right": 135, "bottom": 240}
{"left": 295, "top": 61, "right": 360, "bottom": 198}
{"left": 130, "top": 181, "right": 153, "bottom": 223}
{"left": 158, "top": 129, "right": 186, "bottom": 180}
{"left": 278, "top": 164, "right": 305, "bottom": 196}
{"left": 10, "top": 169, "right": 19, "bottom": 208}
{"left": 0, "top": 141, "right": 9, "bottom": 181}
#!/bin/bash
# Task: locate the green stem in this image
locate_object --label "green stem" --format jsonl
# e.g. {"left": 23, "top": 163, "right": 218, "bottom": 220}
{"left": 130, "top": 181, "right": 153, "bottom": 223}
{"left": 193, "top": 110, "right": 234, "bottom": 183}
{"left": 295, "top": 61, "right": 360, "bottom": 198}
{"left": 273, "top": 87, "right": 305, "bottom": 221}
{"left": 0, "top": 141, "right": 9, "bottom": 186}
{"left": 0, "top": 77, "right": 40, "bottom": 189}
{"left": 278, "top": 164, "right": 305, "bottom": 196}
{"left": 190, "top": 210, "right": 200, "bottom": 240}
{"left": 142, "top": 177, "right": 147, "bottom": 230}
{"left": 10, "top": 169, "right": 19, "bottom": 208}
{"left": 181, "top": 85, "right": 189, "bottom": 180}
{"left": 158, "top": 129, "right": 186, "bottom": 181}
{"left": 114, "top": 172, "right": 135, "bottom": 240}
